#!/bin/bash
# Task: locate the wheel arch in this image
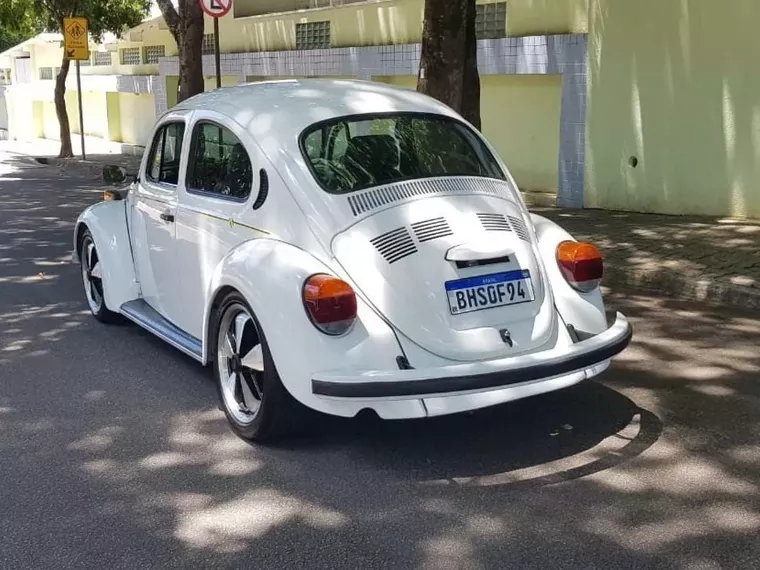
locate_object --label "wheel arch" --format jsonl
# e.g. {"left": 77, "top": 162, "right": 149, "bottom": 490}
{"left": 73, "top": 200, "right": 140, "bottom": 311}
{"left": 74, "top": 220, "right": 89, "bottom": 262}
{"left": 204, "top": 284, "right": 239, "bottom": 364}
{"left": 200, "top": 238, "right": 406, "bottom": 416}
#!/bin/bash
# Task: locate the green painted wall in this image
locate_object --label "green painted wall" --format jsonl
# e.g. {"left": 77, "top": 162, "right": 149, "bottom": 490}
{"left": 586, "top": 0, "right": 760, "bottom": 218}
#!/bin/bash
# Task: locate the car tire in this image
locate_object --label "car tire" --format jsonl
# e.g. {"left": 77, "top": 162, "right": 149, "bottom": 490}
{"left": 79, "top": 230, "right": 121, "bottom": 324}
{"left": 212, "top": 290, "right": 308, "bottom": 442}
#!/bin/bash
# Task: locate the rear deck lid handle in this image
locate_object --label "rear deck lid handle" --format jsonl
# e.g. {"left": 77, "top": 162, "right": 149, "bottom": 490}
{"left": 445, "top": 241, "right": 515, "bottom": 262}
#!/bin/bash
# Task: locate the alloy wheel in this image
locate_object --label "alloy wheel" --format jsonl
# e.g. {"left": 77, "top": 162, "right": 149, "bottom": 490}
{"left": 216, "top": 303, "right": 265, "bottom": 425}
{"left": 81, "top": 237, "right": 104, "bottom": 314}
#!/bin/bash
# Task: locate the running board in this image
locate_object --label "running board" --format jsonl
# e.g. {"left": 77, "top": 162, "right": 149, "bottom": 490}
{"left": 120, "top": 299, "right": 204, "bottom": 363}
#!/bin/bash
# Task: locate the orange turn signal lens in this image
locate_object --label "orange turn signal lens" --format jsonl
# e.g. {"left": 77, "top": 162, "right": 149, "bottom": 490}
{"left": 556, "top": 241, "right": 604, "bottom": 292}
{"left": 303, "top": 274, "right": 357, "bottom": 335}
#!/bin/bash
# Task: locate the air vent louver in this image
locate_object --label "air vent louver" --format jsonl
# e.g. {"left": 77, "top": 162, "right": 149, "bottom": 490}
{"left": 347, "top": 177, "right": 513, "bottom": 216}
{"left": 371, "top": 227, "right": 418, "bottom": 264}
{"left": 507, "top": 215, "right": 531, "bottom": 242}
{"left": 477, "top": 213, "right": 512, "bottom": 232}
{"left": 411, "top": 217, "right": 453, "bottom": 243}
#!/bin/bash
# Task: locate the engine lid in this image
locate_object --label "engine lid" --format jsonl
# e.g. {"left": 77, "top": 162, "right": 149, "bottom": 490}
{"left": 332, "top": 193, "right": 557, "bottom": 362}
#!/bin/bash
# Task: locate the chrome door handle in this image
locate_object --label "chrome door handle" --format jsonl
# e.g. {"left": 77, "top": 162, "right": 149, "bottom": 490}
{"left": 160, "top": 212, "right": 175, "bottom": 223}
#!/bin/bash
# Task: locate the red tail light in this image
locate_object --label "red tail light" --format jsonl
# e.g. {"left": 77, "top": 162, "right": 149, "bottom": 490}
{"left": 556, "top": 241, "right": 604, "bottom": 292}
{"left": 303, "top": 274, "right": 358, "bottom": 335}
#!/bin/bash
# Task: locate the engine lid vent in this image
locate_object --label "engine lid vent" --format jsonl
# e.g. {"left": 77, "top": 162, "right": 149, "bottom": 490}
{"left": 347, "top": 177, "right": 514, "bottom": 216}
{"left": 477, "top": 213, "right": 512, "bottom": 232}
{"left": 507, "top": 215, "right": 532, "bottom": 242}
{"left": 371, "top": 227, "right": 418, "bottom": 264}
{"left": 411, "top": 217, "right": 453, "bottom": 243}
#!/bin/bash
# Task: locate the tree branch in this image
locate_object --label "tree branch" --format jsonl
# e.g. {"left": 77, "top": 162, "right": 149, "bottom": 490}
{"left": 39, "top": 0, "right": 64, "bottom": 23}
{"left": 155, "top": 0, "right": 180, "bottom": 39}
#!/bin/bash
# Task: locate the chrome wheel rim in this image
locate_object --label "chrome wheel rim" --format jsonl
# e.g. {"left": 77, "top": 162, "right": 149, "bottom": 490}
{"left": 216, "top": 303, "right": 264, "bottom": 425}
{"left": 81, "top": 237, "right": 103, "bottom": 314}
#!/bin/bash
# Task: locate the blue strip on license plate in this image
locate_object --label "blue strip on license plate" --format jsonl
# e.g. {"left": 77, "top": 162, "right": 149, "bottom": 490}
{"left": 446, "top": 270, "right": 535, "bottom": 315}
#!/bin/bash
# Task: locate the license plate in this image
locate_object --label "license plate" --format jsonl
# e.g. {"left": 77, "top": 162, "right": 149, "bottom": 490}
{"left": 446, "top": 270, "right": 535, "bottom": 315}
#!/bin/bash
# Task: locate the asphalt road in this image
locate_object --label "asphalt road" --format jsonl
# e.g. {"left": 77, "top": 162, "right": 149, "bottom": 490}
{"left": 1, "top": 149, "right": 759, "bottom": 569}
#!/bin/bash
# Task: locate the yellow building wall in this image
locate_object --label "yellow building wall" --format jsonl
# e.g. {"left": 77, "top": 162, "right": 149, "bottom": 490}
{"left": 224, "top": 0, "right": 587, "bottom": 52}
{"left": 64, "top": 91, "right": 110, "bottom": 139}
{"left": 116, "top": 93, "right": 156, "bottom": 146}
{"left": 40, "top": 101, "right": 58, "bottom": 139}
{"left": 373, "top": 74, "right": 562, "bottom": 193}
{"left": 204, "top": 75, "right": 243, "bottom": 92}
{"left": 7, "top": 93, "right": 40, "bottom": 141}
{"left": 505, "top": 0, "right": 588, "bottom": 36}
{"left": 586, "top": 0, "right": 760, "bottom": 218}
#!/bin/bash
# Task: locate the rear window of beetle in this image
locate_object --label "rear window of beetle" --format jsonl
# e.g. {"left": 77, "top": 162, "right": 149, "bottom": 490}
{"left": 300, "top": 113, "right": 505, "bottom": 194}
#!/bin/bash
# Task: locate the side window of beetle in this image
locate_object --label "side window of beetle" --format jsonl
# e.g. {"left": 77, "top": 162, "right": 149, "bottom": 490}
{"left": 146, "top": 123, "right": 185, "bottom": 186}
{"left": 186, "top": 122, "right": 253, "bottom": 200}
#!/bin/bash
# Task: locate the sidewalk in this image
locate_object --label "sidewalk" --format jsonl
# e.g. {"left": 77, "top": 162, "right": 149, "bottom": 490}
{"left": 0, "top": 137, "right": 143, "bottom": 181}
{"left": 537, "top": 207, "right": 760, "bottom": 310}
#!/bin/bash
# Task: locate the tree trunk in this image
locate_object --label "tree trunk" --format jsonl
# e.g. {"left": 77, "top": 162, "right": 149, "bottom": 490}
{"left": 417, "top": 0, "right": 481, "bottom": 130}
{"left": 177, "top": 0, "right": 204, "bottom": 102}
{"left": 55, "top": 56, "right": 73, "bottom": 158}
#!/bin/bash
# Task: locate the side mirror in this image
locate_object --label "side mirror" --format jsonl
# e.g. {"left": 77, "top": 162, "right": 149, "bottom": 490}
{"left": 102, "top": 164, "right": 128, "bottom": 185}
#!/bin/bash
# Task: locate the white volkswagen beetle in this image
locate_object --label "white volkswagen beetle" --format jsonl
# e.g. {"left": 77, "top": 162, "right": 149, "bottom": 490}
{"left": 74, "top": 79, "right": 632, "bottom": 441}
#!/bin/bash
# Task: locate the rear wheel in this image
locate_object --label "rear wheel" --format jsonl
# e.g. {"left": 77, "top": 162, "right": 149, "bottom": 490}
{"left": 213, "top": 291, "right": 307, "bottom": 442}
{"left": 79, "top": 230, "right": 120, "bottom": 323}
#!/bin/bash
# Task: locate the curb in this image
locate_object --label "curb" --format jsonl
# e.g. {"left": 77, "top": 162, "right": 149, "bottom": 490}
{"left": 35, "top": 156, "right": 141, "bottom": 180}
{"left": 603, "top": 265, "right": 760, "bottom": 311}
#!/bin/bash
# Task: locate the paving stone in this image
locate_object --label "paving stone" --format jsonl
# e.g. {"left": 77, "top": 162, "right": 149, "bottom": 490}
{"left": 535, "top": 207, "right": 760, "bottom": 310}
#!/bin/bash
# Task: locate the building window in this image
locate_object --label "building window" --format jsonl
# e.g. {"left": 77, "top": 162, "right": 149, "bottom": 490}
{"left": 295, "top": 21, "right": 331, "bottom": 50}
{"left": 476, "top": 2, "right": 507, "bottom": 39}
{"left": 0, "top": 69, "right": 11, "bottom": 85}
{"left": 92, "top": 51, "right": 112, "bottom": 66}
{"left": 202, "top": 34, "right": 215, "bottom": 55}
{"left": 39, "top": 67, "right": 54, "bottom": 80}
{"left": 143, "top": 45, "right": 166, "bottom": 64}
{"left": 78, "top": 57, "right": 90, "bottom": 66}
{"left": 120, "top": 47, "right": 141, "bottom": 65}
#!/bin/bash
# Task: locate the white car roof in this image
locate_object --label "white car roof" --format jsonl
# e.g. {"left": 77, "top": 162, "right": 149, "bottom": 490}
{"left": 171, "top": 78, "right": 462, "bottom": 140}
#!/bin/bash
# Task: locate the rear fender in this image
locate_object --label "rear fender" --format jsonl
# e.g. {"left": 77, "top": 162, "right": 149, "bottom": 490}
{"left": 530, "top": 214, "right": 608, "bottom": 335}
{"left": 202, "top": 238, "right": 421, "bottom": 417}
{"left": 73, "top": 200, "right": 139, "bottom": 311}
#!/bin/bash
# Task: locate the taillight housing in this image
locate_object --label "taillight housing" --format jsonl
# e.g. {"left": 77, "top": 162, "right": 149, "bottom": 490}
{"left": 556, "top": 241, "right": 604, "bottom": 292}
{"left": 303, "top": 274, "right": 358, "bottom": 335}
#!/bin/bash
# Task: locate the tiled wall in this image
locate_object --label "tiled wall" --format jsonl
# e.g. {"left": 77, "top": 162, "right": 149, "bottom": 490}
{"left": 151, "top": 34, "right": 588, "bottom": 207}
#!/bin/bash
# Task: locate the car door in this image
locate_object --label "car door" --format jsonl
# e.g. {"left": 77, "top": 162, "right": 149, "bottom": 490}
{"left": 132, "top": 119, "right": 187, "bottom": 322}
{"left": 173, "top": 116, "right": 258, "bottom": 338}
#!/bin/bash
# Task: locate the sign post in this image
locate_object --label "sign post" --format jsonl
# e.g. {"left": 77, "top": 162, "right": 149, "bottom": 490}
{"left": 200, "top": 0, "right": 233, "bottom": 90}
{"left": 63, "top": 17, "right": 90, "bottom": 160}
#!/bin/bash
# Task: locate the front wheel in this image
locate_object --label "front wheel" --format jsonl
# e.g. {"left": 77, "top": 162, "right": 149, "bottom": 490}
{"left": 79, "top": 230, "right": 120, "bottom": 323}
{"left": 213, "top": 291, "right": 307, "bottom": 442}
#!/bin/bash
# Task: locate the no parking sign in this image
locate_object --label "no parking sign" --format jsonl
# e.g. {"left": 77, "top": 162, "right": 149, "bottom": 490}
{"left": 200, "top": 0, "right": 232, "bottom": 18}
{"left": 200, "top": 0, "right": 233, "bottom": 88}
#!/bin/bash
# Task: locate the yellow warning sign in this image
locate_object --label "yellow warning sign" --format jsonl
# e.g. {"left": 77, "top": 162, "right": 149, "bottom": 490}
{"left": 64, "top": 17, "right": 90, "bottom": 60}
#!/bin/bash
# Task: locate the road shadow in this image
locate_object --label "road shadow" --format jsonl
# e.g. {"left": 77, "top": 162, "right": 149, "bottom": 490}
{"left": 277, "top": 381, "right": 659, "bottom": 489}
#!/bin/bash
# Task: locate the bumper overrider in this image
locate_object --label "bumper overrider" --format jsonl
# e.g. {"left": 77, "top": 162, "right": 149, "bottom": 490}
{"left": 312, "top": 312, "right": 633, "bottom": 400}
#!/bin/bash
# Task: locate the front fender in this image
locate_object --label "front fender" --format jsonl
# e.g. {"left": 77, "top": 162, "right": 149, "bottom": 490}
{"left": 530, "top": 214, "right": 608, "bottom": 335}
{"left": 203, "top": 239, "right": 421, "bottom": 418}
{"left": 73, "top": 200, "right": 139, "bottom": 311}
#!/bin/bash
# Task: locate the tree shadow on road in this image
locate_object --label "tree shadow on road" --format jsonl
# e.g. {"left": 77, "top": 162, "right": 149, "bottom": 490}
{"left": 2, "top": 156, "right": 760, "bottom": 568}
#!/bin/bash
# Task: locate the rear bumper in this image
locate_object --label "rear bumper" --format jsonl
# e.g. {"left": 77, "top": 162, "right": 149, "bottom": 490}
{"left": 312, "top": 312, "right": 632, "bottom": 400}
